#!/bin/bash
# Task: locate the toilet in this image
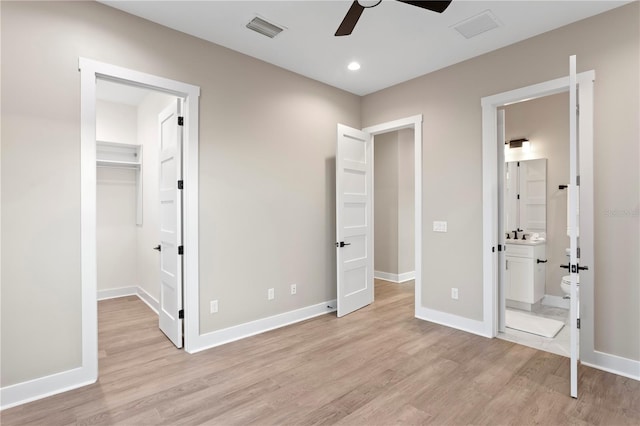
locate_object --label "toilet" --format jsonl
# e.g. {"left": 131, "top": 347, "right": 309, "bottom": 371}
{"left": 561, "top": 275, "right": 579, "bottom": 297}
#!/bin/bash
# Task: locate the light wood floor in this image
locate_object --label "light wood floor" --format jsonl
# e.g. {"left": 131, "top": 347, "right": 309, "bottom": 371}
{"left": 3, "top": 280, "right": 639, "bottom": 425}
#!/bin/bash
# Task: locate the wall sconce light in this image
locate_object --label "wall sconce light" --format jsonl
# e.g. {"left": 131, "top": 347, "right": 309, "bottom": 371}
{"left": 506, "top": 138, "right": 531, "bottom": 152}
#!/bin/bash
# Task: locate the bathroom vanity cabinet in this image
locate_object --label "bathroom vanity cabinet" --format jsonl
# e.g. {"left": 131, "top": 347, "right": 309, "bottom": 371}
{"left": 505, "top": 242, "right": 546, "bottom": 310}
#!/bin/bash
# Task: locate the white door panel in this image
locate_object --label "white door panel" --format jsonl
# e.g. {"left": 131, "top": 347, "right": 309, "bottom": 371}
{"left": 569, "top": 55, "right": 579, "bottom": 398}
{"left": 336, "top": 124, "right": 373, "bottom": 317}
{"left": 158, "top": 99, "right": 183, "bottom": 348}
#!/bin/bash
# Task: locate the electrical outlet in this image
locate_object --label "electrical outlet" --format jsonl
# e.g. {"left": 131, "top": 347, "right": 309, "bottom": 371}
{"left": 268, "top": 288, "right": 275, "bottom": 300}
{"left": 210, "top": 300, "right": 218, "bottom": 314}
{"left": 290, "top": 284, "right": 297, "bottom": 295}
{"left": 451, "top": 288, "right": 459, "bottom": 300}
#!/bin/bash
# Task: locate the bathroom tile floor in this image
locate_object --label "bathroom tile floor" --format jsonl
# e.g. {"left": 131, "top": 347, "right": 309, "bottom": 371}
{"left": 498, "top": 304, "right": 573, "bottom": 357}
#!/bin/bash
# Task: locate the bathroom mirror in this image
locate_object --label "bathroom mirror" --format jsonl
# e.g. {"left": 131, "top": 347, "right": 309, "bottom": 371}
{"left": 504, "top": 158, "right": 547, "bottom": 236}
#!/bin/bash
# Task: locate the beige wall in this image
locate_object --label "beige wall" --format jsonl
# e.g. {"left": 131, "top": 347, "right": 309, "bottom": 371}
{"left": 1, "top": 1, "right": 360, "bottom": 387}
{"left": 96, "top": 100, "right": 139, "bottom": 292}
{"left": 374, "top": 132, "right": 399, "bottom": 274}
{"left": 503, "top": 93, "right": 570, "bottom": 297}
{"left": 397, "top": 129, "right": 415, "bottom": 275}
{"left": 373, "top": 129, "right": 415, "bottom": 277}
{"left": 362, "top": 3, "right": 639, "bottom": 360}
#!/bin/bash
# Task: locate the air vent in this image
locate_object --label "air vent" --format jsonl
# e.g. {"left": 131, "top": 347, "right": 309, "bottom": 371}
{"left": 452, "top": 10, "right": 500, "bottom": 39}
{"left": 246, "top": 16, "right": 285, "bottom": 39}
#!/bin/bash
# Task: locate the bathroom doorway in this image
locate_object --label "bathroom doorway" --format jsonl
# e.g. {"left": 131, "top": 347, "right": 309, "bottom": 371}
{"left": 481, "top": 62, "right": 596, "bottom": 398}
{"left": 497, "top": 93, "right": 572, "bottom": 357}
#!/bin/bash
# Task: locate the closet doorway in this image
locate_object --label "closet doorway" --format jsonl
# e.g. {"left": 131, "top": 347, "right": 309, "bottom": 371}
{"left": 95, "top": 80, "right": 182, "bottom": 347}
{"left": 79, "top": 58, "right": 201, "bottom": 383}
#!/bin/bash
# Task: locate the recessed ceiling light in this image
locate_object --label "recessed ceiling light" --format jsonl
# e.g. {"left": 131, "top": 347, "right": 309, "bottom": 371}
{"left": 348, "top": 61, "right": 361, "bottom": 71}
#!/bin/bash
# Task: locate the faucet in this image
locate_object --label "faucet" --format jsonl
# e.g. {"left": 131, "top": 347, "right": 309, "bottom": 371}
{"left": 512, "top": 230, "right": 519, "bottom": 240}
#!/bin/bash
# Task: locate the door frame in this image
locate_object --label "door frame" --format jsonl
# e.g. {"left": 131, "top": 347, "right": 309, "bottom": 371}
{"left": 79, "top": 58, "right": 201, "bottom": 381}
{"left": 480, "top": 71, "right": 595, "bottom": 358}
{"left": 362, "top": 115, "right": 423, "bottom": 316}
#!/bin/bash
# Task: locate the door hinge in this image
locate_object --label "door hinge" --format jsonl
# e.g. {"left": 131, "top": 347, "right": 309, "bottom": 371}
{"left": 517, "top": 194, "right": 520, "bottom": 200}
{"left": 178, "top": 245, "right": 184, "bottom": 255}
{"left": 577, "top": 318, "right": 580, "bottom": 329}
{"left": 492, "top": 246, "right": 495, "bottom": 253}
{"left": 577, "top": 247, "right": 581, "bottom": 258}
{"left": 178, "top": 116, "right": 184, "bottom": 126}
{"left": 178, "top": 180, "right": 184, "bottom": 190}
{"left": 179, "top": 309, "right": 184, "bottom": 319}
{"left": 576, "top": 175, "right": 580, "bottom": 186}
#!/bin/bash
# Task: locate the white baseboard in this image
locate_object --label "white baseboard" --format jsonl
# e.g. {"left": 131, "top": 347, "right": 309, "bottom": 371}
{"left": 542, "top": 294, "right": 570, "bottom": 310}
{"left": 97, "top": 286, "right": 137, "bottom": 300}
{"left": 415, "top": 306, "right": 491, "bottom": 338}
{"left": 97, "top": 286, "right": 159, "bottom": 314}
{"left": 136, "top": 287, "right": 159, "bottom": 314}
{"left": 188, "top": 300, "right": 336, "bottom": 354}
{"left": 374, "top": 270, "right": 416, "bottom": 283}
{"left": 582, "top": 351, "right": 640, "bottom": 381}
{"left": 0, "top": 366, "right": 95, "bottom": 411}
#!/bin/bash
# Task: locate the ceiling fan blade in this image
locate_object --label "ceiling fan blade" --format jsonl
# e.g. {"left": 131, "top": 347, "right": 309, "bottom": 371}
{"left": 396, "top": 0, "right": 452, "bottom": 14}
{"left": 335, "top": 1, "right": 366, "bottom": 36}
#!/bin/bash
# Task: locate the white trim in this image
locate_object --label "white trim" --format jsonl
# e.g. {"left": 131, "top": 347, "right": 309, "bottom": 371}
{"left": 415, "top": 307, "right": 491, "bottom": 338}
{"left": 374, "top": 270, "right": 416, "bottom": 283}
{"left": 96, "top": 286, "right": 159, "bottom": 313}
{"left": 2, "top": 286, "right": 158, "bottom": 410}
{"left": 582, "top": 352, "right": 640, "bottom": 382}
{"left": 137, "top": 287, "right": 160, "bottom": 314}
{"left": 189, "top": 300, "right": 337, "bottom": 354}
{"left": 97, "top": 286, "right": 137, "bottom": 300}
{"left": 0, "top": 368, "right": 94, "bottom": 411}
{"left": 362, "top": 115, "right": 423, "bottom": 321}
{"left": 541, "top": 294, "right": 570, "bottom": 310}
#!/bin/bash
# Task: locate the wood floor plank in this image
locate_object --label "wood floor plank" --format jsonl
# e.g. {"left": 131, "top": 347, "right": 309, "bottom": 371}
{"left": 2, "top": 279, "right": 639, "bottom": 425}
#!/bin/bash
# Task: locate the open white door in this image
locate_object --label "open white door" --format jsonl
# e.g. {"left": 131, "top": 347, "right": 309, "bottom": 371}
{"left": 158, "top": 99, "right": 184, "bottom": 348}
{"left": 336, "top": 124, "right": 373, "bottom": 317}
{"left": 497, "top": 109, "right": 506, "bottom": 333}
{"left": 568, "top": 55, "right": 581, "bottom": 398}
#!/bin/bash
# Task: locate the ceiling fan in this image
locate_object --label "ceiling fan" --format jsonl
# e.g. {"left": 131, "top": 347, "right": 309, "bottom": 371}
{"left": 335, "top": 0, "right": 453, "bottom": 36}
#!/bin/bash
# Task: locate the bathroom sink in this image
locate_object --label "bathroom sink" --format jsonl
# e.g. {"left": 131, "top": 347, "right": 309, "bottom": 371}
{"left": 504, "top": 239, "right": 545, "bottom": 246}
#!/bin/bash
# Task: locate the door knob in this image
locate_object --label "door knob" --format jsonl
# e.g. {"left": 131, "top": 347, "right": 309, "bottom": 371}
{"left": 335, "top": 241, "right": 351, "bottom": 248}
{"left": 153, "top": 245, "right": 161, "bottom": 252}
{"left": 560, "top": 264, "right": 569, "bottom": 269}
{"left": 537, "top": 259, "right": 547, "bottom": 264}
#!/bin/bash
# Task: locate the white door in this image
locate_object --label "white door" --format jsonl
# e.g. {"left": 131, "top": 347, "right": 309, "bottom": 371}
{"left": 497, "top": 109, "right": 506, "bottom": 332}
{"left": 158, "top": 99, "right": 184, "bottom": 348}
{"left": 336, "top": 124, "right": 373, "bottom": 317}
{"left": 568, "top": 55, "right": 580, "bottom": 398}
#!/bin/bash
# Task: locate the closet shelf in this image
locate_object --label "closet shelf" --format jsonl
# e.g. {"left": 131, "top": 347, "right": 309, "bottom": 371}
{"left": 97, "top": 159, "right": 141, "bottom": 169}
{"left": 96, "top": 140, "right": 143, "bottom": 225}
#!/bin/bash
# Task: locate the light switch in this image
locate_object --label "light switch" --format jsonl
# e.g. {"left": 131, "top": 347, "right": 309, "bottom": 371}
{"left": 433, "top": 221, "right": 448, "bottom": 232}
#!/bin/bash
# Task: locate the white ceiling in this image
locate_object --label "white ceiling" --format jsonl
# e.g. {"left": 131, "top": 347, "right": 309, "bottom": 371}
{"left": 101, "top": 1, "right": 627, "bottom": 96}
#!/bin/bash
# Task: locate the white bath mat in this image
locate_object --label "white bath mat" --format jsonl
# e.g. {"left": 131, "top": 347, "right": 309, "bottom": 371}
{"left": 505, "top": 309, "right": 565, "bottom": 338}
